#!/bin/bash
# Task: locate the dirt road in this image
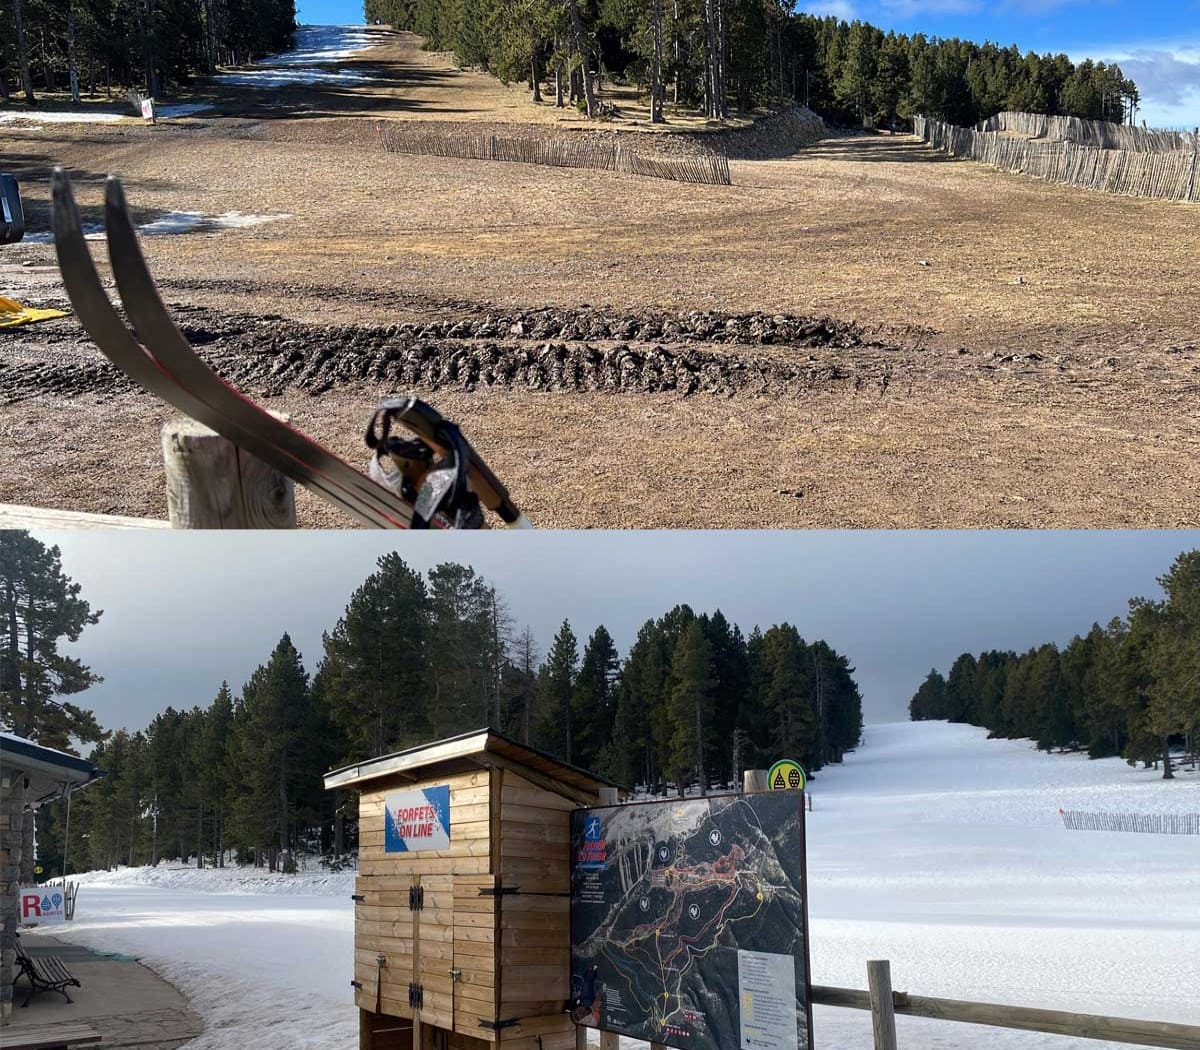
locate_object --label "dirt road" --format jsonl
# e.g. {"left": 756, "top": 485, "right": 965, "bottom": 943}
{"left": 2, "top": 33, "right": 1198, "bottom": 527}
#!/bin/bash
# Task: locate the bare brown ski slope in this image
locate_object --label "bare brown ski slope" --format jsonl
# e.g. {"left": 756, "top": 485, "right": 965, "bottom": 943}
{"left": 1, "top": 31, "right": 1198, "bottom": 527}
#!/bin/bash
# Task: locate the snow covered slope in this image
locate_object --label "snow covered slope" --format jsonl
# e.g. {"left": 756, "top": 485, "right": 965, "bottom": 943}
{"left": 43, "top": 721, "right": 1199, "bottom": 1049}
{"left": 214, "top": 25, "right": 378, "bottom": 89}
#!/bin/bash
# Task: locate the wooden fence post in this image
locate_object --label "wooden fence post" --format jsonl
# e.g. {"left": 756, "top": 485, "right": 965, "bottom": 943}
{"left": 574, "top": 1028, "right": 589, "bottom": 1050}
{"left": 743, "top": 770, "right": 769, "bottom": 793}
{"left": 868, "top": 960, "right": 899, "bottom": 1050}
{"left": 598, "top": 1033, "right": 620, "bottom": 1050}
{"left": 161, "top": 417, "right": 296, "bottom": 529}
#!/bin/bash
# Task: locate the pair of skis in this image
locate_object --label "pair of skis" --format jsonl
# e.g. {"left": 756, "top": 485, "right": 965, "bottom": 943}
{"left": 50, "top": 169, "right": 530, "bottom": 529}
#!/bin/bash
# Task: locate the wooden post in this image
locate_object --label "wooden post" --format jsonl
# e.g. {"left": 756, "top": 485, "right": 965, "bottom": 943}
{"left": 599, "top": 1033, "right": 620, "bottom": 1050}
{"left": 161, "top": 417, "right": 296, "bottom": 528}
{"left": 743, "top": 770, "right": 769, "bottom": 793}
{"left": 599, "top": 786, "right": 619, "bottom": 806}
{"left": 867, "top": 960, "right": 899, "bottom": 1050}
{"left": 574, "top": 1028, "right": 589, "bottom": 1050}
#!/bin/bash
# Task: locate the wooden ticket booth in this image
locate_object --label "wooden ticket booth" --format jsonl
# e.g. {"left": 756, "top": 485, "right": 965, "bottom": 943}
{"left": 324, "top": 730, "right": 620, "bottom": 1050}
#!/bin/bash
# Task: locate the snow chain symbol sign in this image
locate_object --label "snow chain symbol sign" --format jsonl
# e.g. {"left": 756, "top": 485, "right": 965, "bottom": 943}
{"left": 768, "top": 759, "right": 806, "bottom": 792}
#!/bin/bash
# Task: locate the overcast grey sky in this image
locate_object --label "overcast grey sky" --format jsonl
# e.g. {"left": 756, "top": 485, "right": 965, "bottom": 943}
{"left": 26, "top": 530, "right": 1196, "bottom": 735}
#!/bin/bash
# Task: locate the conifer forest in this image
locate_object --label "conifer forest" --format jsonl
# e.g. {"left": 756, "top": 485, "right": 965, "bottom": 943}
{"left": 0, "top": 532, "right": 863, "bottom": 875}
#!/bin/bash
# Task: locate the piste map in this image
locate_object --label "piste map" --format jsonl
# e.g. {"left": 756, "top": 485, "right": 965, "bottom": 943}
{"left": 570, "top": 792, "right": 812, "bottom": 1050}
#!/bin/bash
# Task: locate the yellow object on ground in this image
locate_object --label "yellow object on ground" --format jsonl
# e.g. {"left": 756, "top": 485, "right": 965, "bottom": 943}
{"left": 0, "top": 295, "right": 68, "bottom": 328}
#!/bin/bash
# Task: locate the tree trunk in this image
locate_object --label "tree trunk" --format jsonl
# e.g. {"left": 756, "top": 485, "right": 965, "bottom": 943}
{"left": 67, "top": 2, "right": 81, "bottom": 105}
{"left": 650, "top": 0, "right": 664, "bottom": 123}
{"left": 530, "top": 53, "right": 542, "bottom": 103}
{"left": 12, "top": 0, "right": 34, "bottom": 107}
{"left": 1162, "top": 737, "right": 1175, "bottom": 779}
{"left": 562, "top": 0, "right": 597, "bottom": 118}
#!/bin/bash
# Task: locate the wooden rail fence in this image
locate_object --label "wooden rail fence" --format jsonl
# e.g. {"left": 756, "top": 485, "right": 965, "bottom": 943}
{"left": 1060, "top": 809, "right": 1200, "bottom": 835}
{"left": 980, "top": 110, "right": 1199, "bottom": 153}
{"left": 915, "top": 116, "right": 1200, "bottom": 203}
{"left": 377, "top": 123, "right": 733, "bottom": 187}
{"left": 576, "top": 960, "right": 1200, "bottom": 1049}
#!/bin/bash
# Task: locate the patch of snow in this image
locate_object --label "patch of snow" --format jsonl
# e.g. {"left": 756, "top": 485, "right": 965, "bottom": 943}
{"left": 264, "top": 25, "right": 378, "bottom": 66}
{"left": 72, "top": 864, "right": 355, "bottom": 897}
{"left": 214, "top": 68, "right": 370, "bottom": 88}
{"left": 21, "top": 211, "right": 290, "bottom": 245}
{"left": 214, "top": 24, "right": 377, "bottom": 90}
{"left": 155, "top": 102, "right": 214, "bottom": 118}
{"left": 0, "top": 110, "right": 128, "bottom": 125}
{"left": 44, "top": 721, "right": 1200, "bottom": 1049}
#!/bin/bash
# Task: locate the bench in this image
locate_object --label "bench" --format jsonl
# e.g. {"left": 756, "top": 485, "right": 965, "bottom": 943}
{"left": 0, "top": 1021, "right": 102, "bottom": 1049}
{"left": 14, "top": 934, "right": 83, "bottom": 1007}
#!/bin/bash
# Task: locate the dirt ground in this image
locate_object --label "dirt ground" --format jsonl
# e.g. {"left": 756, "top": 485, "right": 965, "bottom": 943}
{"left": 2, "top": 30, "right": 1199, "bottom": 528}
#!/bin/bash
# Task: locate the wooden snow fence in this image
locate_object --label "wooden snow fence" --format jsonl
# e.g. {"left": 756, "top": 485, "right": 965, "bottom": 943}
{"left": 377, "top": 124, "right": 732, "bottom": 187}
{"left": 914, "top": 116, "right": 1200, "bottom": 204}
{"left": 979, "top": 111, "right": 1199, "bottom": 153}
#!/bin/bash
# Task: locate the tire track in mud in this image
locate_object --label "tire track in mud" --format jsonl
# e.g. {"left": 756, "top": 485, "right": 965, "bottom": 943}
{"left": 0, "top": 305, "right": 905, "bottom": 405}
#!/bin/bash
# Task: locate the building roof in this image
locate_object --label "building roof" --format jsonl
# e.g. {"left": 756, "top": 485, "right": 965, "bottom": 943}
{"left": 1, "top": 732, "right": 104, "bottom": 806}
{"left": 323, "top": 728, "right": 622, "bottom": 802}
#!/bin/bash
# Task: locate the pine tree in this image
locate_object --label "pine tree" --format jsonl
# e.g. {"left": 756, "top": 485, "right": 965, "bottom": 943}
{"left": 0, "top": 530, "right": 104, "bottom": 749}
{"left": 665, "top": 620, "right": 716, "bottom": 794}
{"left": 317, "top": 553, "right": 430, "bottom": 760}
{"left": 534, "top": 620, "right": 579, "bottom": 760}
{"left": 572, "top": 625, "right": 619, "bottom": 772}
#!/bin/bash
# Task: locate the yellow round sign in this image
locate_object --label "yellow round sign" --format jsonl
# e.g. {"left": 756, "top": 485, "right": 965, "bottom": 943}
{"left": 768, "top": 759, "right": 806, "bottom": 791}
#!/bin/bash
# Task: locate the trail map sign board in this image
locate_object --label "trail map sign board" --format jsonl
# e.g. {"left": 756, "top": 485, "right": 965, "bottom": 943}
{"left": 570, "top": 793, "right": 812, "bottom": 1050}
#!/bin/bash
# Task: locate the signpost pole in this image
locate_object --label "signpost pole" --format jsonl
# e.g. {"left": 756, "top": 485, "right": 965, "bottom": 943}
{"left": 743, "top": 770, "right": 769, "bottom": 793}
{"left": 867, "top": 960, "right": 899, "bottom": 1050}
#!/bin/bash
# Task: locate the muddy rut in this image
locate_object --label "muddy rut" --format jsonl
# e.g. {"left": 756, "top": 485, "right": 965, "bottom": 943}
{"left": 0, "top": 303, "right": 913, "bottom": 404}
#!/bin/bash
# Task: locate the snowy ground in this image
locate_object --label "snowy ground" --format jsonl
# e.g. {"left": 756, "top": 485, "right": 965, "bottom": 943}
{"left": 44, "top": 722, "right": 1200, "bottom": 1049}
{"left": 21, "top": 211, "right": 291, "bottom": 245}
{"left": 213, "top": 25, "right": 377, "bottom": 89}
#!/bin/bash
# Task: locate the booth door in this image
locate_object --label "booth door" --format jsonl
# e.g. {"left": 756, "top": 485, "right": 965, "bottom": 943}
{"left": 415, "top": 874, "right": 456, "bottom": 1031}
{"left": 354, "top": 874, "right": 416, "bottom": 1019}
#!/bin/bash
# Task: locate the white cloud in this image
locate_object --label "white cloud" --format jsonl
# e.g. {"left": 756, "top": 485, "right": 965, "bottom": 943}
{"left": 799, "top": 0, "right": 858, "bottom": 18}
{"left": 1071, "top": 42, "right": 1200, "bottom": 129}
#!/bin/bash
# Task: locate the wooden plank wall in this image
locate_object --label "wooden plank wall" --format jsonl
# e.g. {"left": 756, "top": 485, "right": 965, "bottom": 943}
{"left": 354, "top": 765, "right": 583, "bottom": 1050}
{"left": 494, "top": 772, "right": 576, "bottom": 1046}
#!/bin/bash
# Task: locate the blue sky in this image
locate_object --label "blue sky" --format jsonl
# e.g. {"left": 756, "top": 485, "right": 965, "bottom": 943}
{"left": 296, "top": 0, "right": 1199, "bottom": 127}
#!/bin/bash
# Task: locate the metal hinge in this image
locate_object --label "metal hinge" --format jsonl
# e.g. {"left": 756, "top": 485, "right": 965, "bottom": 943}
{"left": 350, "top": 980, "right": 362, "bottom": 990}
{"left": 408, "top": 885, "right": 424, "bottom": 911}
{"left": 478, "top": 1017, "right": 521, "bottom": 1031}
{"left": 408, "top": 982, "right": 424, "bottom": 1009}
{"left": 351, "top": 894, "right": 365, "bottom": 902}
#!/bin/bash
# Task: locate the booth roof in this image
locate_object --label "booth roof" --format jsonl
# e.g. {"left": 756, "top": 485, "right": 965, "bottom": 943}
{"left": 1, "top": 732, "right": 104, "bottom": 806}
{"left": 323, "top": 728, "right": 622, "bottom": 799}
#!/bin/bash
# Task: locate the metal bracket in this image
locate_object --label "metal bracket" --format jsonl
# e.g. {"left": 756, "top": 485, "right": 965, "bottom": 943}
{"left": 448, "top": 967, "right": 462, "bottom": 982}
{"left": 409, "top": 885, "right": 425, "bottom": 911}
{"left": 350, "top": 980, "right": 362, "bottom": 990}
{"left": 351, "top": 894, "right": 365, "bottom": 902}
{"left": 478, "top": 1017, "right": 521, "bottom": 1031}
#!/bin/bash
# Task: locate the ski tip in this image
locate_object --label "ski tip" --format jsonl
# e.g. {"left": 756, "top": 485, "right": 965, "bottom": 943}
{"left": 50, "top": 168, "right": 82, "bottom": 242}
{"left": 104, "top": 175, "right": 130, "bottom": 216}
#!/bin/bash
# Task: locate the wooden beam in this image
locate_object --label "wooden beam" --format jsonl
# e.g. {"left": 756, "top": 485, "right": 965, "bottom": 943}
{"left": 867, "top": 961, "right": 898, "bottom": 1050}
{"left": 161, "top": 416, "right": 296, "bottom": 528}
{"left": 810, "top": 982, "right": 1200, "bottom": 1049}
{"left": 0, "top": 503, "right": 169, "bottom": 530}
{"left": 471, "top": 753, "right": 596, "bottom": 807}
